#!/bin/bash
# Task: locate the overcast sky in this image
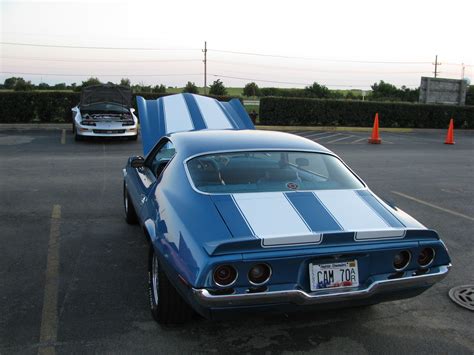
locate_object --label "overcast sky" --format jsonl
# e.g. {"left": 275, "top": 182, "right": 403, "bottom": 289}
{"left": 1, "top": 0, "right": 472, "bottom": 89}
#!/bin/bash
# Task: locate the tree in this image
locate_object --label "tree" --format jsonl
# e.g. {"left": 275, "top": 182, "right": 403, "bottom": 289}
{"left": 370, "top": 80, "right": 419, "bottom": 102}
{"left": 120, "top": 78, "right": 131, "bottom": 87}
{"left": 13, "top": 78, "right": 34, "bottom": 91}
{"left": 209, "top": 79, "right": 227, "bottom": 95}
{"left": 183, "top": 81, "right": 199, "bottom": 94}
{"left": 53, "top": 83, "right": 67, "bottom": 90}
{"left": 152, "top": 84, "right": 166, "bottom": 93}
{"left": 38, "top": 82, "right": 50, "bottom": 90}
{"left": 138, "top": 85, "right": 152, "bottom": 93}
{"left": 243, "top": 82, "right": 260, "bottom": 97}
{"left": 4, "top": 77, "right": 21, "bottom": 89}
{"left": 81, "top": 77, "right": 101, "bottom": 87}
{"left": 370, "top": 80, "right": 399, "bottom": 100}
{"left": 304, "top": 82, "right": 330, "bottom": 98}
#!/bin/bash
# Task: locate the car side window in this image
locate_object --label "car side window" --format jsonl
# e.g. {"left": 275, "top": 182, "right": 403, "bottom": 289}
{"left": 147, "top": 141, "right": 176, "bottom": 178}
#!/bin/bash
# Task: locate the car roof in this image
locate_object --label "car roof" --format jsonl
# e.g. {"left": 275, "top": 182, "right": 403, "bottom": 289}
{"left": 167, "top": 129, "right": 332, "bottom": 158}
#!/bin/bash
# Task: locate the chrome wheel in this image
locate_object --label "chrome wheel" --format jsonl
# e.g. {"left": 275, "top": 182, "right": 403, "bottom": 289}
{"left": 151, "top": 253, "right": 159, "bottom": 306}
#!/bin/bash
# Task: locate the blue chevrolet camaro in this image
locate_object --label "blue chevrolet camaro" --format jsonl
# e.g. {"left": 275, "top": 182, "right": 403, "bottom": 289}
{"left": 123, "top": 93, "right": 451, "bottom": 324}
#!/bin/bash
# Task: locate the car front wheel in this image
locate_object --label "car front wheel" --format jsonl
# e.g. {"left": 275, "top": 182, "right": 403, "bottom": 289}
{"left": 148, "top": 246, "right": 193, "bottom": 325}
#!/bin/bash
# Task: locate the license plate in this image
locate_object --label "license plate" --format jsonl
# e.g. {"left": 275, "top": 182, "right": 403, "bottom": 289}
{"left": 309, "top": 260, "right": 359, "bottom": 291}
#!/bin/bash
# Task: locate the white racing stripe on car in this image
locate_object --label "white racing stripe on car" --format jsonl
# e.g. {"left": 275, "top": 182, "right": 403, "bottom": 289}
{"left": 193, "top": 95, "right": 234, "bottom": 129}
{"left": 162, "top": 94, "right": 194, "bottom": 133}
{"left": 314, "top": 190, "right": 405, "bottom": 239}
{"left": 232, "top": 192, "right": 322, "bottom": 247}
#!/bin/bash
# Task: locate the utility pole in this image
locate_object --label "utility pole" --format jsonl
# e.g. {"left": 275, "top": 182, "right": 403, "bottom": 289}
{"left": 461, "top": 63, "right": 465, "bottom": 80}
{"left": 433, "top": 55, "right": 441, "bottom": 78}
{"left": 203, "top": 41, "right": 207, "bottom": 94}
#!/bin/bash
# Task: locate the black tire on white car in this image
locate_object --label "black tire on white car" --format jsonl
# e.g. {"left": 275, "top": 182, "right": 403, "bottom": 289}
{"left": 123, "top": 182, "right": 138, "bottom": 224}
{"left": 148, "top": 246, "right": 193, "bottom": 325}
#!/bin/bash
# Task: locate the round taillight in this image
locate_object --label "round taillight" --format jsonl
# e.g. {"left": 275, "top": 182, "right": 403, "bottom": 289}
{"left": 418, "top": 248, "right": 435, "bottom": 267}
{"left": 248, "top": 263, "right": 272, "bottom": 285}
{"left": 393, "top": 250, "right": 411, "bottom": 271}
{"left": 213, "top": 265, "right": 237, "bottom": 287}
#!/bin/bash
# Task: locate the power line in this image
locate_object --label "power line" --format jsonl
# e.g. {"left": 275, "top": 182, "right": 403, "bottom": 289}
{"left": 0, "top": 41, "right": 200, "bottom": 51}
{"left": 0, "top": 71, "right": 203, "bottom": 77}
{"left": 208, "top": 60, "right": 432, "bottom": 75}
{"left": 209, "top": 48, "right": 432, "bottom": 65}
{"left": 1, "top": 56, "right": 202, "bottom": 63}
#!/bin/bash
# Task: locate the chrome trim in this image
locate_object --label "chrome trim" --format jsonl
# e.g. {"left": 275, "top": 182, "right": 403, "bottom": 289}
{"left": 213, "top": 265, "right": 238, "bottom": 288}
{"left": 192, "top": 264, "right": 450, "bottom": 308}
{"left": 418, "top": 247, "right": 436, "bottom": 268}
{"left": 248, "top": 263, "right": 272, "bottom": 286}
{"left": 393, "top": 250, "right": 412, "bottom": 271}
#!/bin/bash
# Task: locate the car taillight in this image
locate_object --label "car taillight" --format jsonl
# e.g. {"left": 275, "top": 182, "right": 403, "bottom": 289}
{"left": 418, "top": 248, "right": 435, "bottom": 267}
{"left": 248, "top": 263, "right": 272, "bottom": 285}
{"left": 393, "top": 250, "right": 411, "bottom": 271}
{"left": 213, "top": 265, "right": 237, "bottom": 287}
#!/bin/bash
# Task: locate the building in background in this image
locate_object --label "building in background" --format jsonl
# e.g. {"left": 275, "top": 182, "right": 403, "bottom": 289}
{"left": 419, "top": 77, "right": 468, "bottom": 105}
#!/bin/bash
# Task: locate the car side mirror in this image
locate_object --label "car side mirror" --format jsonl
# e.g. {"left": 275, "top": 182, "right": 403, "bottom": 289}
{"left": 130, "top": 156, "right": 145, "bottom": 169}
{"left": 295, "top": 158, "right": 309, "bottom": 167}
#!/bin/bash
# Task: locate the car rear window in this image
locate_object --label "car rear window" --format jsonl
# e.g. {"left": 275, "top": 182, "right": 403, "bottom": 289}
{"left": 186, "top": 151, "right": 364, "bottom": 193}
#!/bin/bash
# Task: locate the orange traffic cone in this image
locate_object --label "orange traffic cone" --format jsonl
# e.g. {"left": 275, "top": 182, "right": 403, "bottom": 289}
{"left": 368, "top": 113, "right": 382, "bottom": 144}
{"left": 444, "top": 118, "right": 455, "bottom": 145}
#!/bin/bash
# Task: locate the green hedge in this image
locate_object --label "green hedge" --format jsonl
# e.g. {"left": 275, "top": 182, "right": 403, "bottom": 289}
{"left": 0, "top": 92, "right": 240, "bottom": 123}
{"left": 260, "top": 97, "right": 474, "bottom": 128}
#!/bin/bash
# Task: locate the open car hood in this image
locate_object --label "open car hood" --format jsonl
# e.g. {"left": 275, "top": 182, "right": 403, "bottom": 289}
{"left": 137, "top": 93, "right": 255, "bottom": 156}
{"left": 80, "top": 85, "right": 132, "bottom": 108}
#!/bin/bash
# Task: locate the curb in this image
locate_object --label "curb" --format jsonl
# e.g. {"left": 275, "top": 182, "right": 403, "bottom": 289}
{"left": 0, "top": 123, "right": 70, "bottom": 130}
{"left": 1, "top": 124, "right": 468, "bottom": 134}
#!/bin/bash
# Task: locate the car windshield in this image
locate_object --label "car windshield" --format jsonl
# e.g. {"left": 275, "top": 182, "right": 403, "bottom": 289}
{"left": 186, "top": 151, "right": 364, "bottom": 193}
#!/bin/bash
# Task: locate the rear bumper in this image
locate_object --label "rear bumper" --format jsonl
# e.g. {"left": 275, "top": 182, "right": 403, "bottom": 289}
{"left": 192, "top": 264, "right": 450, "bottom": 308}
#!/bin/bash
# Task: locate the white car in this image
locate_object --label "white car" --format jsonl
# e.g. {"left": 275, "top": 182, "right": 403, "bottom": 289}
{"left": 72, "top": 84, "right": 138, "bottom": 141}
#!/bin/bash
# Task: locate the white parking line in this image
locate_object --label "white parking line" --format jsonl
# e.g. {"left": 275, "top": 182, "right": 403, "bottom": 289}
{"left": 325, "top": 135, "right": 355, "bottom": 144}
{"left": 315, "top": 133, "right": 342, "bottom": 141}
{"left": 391, "top": 191, "right": 474, "bottom": 221}
{"left": 60, "top": 130, "right": 66, "bottom": 145}
{"left": 38, "top": 205, "right": 61, "bottom": 355}
{"left": 352, "top": 137, "right": 367, "bottom": 143}
{"left": 300, "top": 131, "right": 327, "bottom": 138}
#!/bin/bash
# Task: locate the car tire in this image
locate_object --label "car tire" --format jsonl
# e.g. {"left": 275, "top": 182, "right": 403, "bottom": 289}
{"left": 123, "top": 182, "right": 138, "bottom": 224}
{"left": 148, "top": 246, "right": 193, "bottom": 325}
{"left": 128, "top": 135, "right": 138, "bottom": 141}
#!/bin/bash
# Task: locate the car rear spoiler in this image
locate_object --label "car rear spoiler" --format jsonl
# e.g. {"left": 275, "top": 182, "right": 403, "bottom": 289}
{"left": 204, "top": 229, "right": 441, "bottom": 256}
{"left": 137, "top": 93, "right": 255, "bottom": 156}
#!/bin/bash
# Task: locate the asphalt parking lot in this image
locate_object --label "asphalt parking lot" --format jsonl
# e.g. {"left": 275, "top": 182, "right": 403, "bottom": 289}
{"left": 0, "top": 128, "right": 473, "bottom": 354}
